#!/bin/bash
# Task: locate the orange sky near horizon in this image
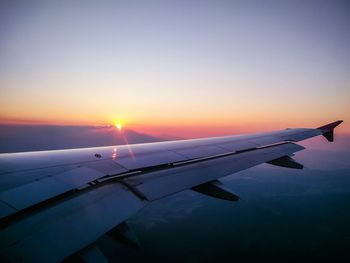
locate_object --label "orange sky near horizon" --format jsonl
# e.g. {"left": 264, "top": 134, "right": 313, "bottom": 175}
{"left": 0, "top": 1, "right": 349, "bottom": 138}
{"left": 0, "top": 114, "right": 347, "bottom": 139}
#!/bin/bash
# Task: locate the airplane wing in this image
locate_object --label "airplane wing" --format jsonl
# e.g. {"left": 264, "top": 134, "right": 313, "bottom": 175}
{"left": 0, "top": 121, "right": 343, "bottom": 262}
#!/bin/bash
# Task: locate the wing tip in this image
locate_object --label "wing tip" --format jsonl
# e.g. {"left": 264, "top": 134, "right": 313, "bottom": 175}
{"left": 317, "top": 120, "right": 343, "bottom": 131}
{"left": 317, "top": 120, "right": 343, "bottom": 142}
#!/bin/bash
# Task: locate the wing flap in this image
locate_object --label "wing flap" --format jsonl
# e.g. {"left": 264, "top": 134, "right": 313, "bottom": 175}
{"left": 0, "top": 167, "right": 105, "bottom": 213}
{"left": 0, "top": 183, "right": 146, "bottom": 263}
{"left": 122, "top": 143, "right": 304, "bottom": 201}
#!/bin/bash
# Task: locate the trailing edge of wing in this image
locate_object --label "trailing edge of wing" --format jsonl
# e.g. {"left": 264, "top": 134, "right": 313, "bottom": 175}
{"left": 0, "top": 183, "right": 146, "bottom": 263}
{"left": 122, "top": 142, "right": 304, "bottom": 201}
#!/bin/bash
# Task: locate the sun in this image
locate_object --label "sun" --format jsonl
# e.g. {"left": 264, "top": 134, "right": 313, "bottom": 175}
{"left": 115, "top": 123, "right": 122, "bottom": 131}
{"left": 111, "top": 118, "right": 125, "bottom": 131}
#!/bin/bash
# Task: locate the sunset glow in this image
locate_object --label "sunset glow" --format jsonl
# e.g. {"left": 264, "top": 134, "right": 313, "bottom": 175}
{"left": 115, "top": 123, "right": 122, "bottom": 131}
{"left": 0, "top": 1, "right": 349, "bottom": 137}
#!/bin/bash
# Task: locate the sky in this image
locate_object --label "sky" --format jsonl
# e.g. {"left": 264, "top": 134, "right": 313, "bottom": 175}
{"left": 0, "top": 0, "right": 349, "bottom": 138}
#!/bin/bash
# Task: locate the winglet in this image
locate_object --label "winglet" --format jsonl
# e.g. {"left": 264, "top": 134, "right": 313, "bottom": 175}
{"left": 317, "top": 120, "right": 343, "bottom": 142}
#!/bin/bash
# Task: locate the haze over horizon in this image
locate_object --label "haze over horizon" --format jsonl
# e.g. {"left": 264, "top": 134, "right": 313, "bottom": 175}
{"left": 0, "top": 0, "right": 349, "bottom": 138}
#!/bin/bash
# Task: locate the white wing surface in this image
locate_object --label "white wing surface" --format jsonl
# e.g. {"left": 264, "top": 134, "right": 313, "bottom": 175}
{"left": 0, "top": 121, "right": 342, "bottom": 262}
